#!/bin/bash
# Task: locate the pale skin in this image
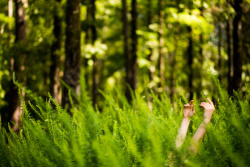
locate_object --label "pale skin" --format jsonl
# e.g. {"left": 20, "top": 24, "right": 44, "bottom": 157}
{"left": 175, "top": 100, "right": 195, "bottom": 149}
{"left": 175, "top": 98, "right": 215, "bottom": 153}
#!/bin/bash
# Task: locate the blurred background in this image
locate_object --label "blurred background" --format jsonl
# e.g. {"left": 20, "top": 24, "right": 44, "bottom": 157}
{"left": 0, "top": 0, "right": 249, "bottom": 126}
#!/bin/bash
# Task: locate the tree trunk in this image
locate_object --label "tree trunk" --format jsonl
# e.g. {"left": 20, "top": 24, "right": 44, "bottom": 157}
{"left": 8, "top": 0, "right": 13, "bottom": 18}
{"left": 62, "top": 0, "right": 81, "bottom": 114}
{"left": 91, "top": 0, "right": 98, "bottom": 107}
{"left": 50, "top": 0, "right": 62, "bottom": 103}
{"left": 8, "top": 0, "right": 28, "bottom": 132}
{"left": 197, "top": 0, "right": 203, "bottom": 97}
{"left": 14, "top": 0, "right": 27, "bottom": 41}
{"left": 170, "top": 0, "right": 181, "bottom": 102}
{"left": 147, "top": 0, "right": 154, "bottom": 83}
{"left": 84, "top": 0, "right": 91, "bottom": 90}
{"left": 187, "top": 26, "right": 193, "bottom": 100}
{"left": 158, "top": 0, "right": 164, "bottom": 88}
{"left": 122, "top": 0, "right": 130, "bottom": 101}
{"left": 131, "top": 0, "right": 138, "bottom": 91}
{"left": 227, "top": 18, "right": 233, "bottom": 94}
{"left": 8, "top": 0, "right": 13, "bottom": 38}
{"left": 231, "top": 0, "right": 243, "bottom": 94}
{"left": 124, "top": 0, "right": 137, "bottom": 102}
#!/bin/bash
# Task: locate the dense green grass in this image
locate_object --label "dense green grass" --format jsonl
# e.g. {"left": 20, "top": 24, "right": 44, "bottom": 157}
{"left": 0, "top": 81, "right": 249, "bottom": 167}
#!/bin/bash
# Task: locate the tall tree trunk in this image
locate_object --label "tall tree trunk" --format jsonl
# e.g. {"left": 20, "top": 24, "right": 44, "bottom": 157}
{"left": 124, "top": 0, "right": 137, "bottom": 102}
{"left": 8, "top": 0, "right": 28, "bottom": 132}
{"left": 218, "top": 23, "right": 222, "bottom": 82}
{"left": 8, "top": 0, "right": 13, "bottom": 41}
{"left": 50, "top": 0, "right": 62, "bottom": 103}
{"left": 170, "top": 0, "right": 181, "bottom": 102}
{"left": 131, "top": 0, "right": 137, "bottom": 91}
{"left": 197, "top": 0, "right": 204, "bottom": 97}
{"left": 8, "top": 0, "right": 13, "bottom": 18}
{"left": 187, "top": 26, "right": 193, "bottom": 100}
{"left": 62, "top": 0, "right": 81, "bottom": 114}
{"left": 231, "top": 0, "right": 243, "bottom": 94}
{"left": 122, "top": 0, "right": 131, "bottom": 101}
{"left": 91, "top": 0, "right": 98, "bottom": 107}
{"left": 227, "top": 18, "right": 233, "bottom": 94}
{"left": 84, "top": 0, "right": 91, "bottom": 90}
{"left": 158, "top": 0, "right": 164, "bottom": 88}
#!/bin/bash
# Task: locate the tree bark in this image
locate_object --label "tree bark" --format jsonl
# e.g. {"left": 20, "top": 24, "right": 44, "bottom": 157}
{"left": 50, "top": 0, "right": 62, "bottom": 103}
{"left": 147, "top": 0, "right": 154, "bottom": 83}
{"left": 8, "top": 0, "right": 28, "bottom": 132}
{"left": 84, "top": 0, "right": 91, "bottom": 90}
{"left": 122, "top": 0, "right": 130, "bottom": 101}
{"left": 62, "top": 0, "right": 81, "bottom": 113}
{"left": 231, "top": 0, "right": 243, "bottom": 94}
{"left": 187, "top": 26, "right": 193, "bottom": 100}
{"left": 170, "top": 0, "right": 181, "bottom": 102}
{"left": 158, "top": 0, "right": 164, "bottom": 88}
{"left": 14, "top": 0, "right": 27, "bottom": 42}
{"left": 197, "top": 0, "right": 204, "bottom": 97}
{"left": 8, "top": 0, "right": 13, "bottom": 18}
{"left": 227, "top": 18, "right": 233, "bottom": 94}
{"left": 131, "top": 0, "right": 138, "bottom": 91}
{"left": 124, "top": 0, "right": 137, "bottom": 102}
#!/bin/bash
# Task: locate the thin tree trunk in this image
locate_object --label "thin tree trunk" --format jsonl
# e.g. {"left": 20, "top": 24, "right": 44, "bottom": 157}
{"left": 8, "top": 0, "right": 28, "bottom": 132}
{"left": 122, "top": 0, "right": 131, "bottom": 102}
{"left": 231, "top": 0, "right": 243, "bottom": 94}
{"left": 131, "top": 0, "right": 137, "bottom": 91}
{"left": 84, "top": 0, "right": 91, "bottom": 90}
{"left": 158, "top": 0, "right": 164, "bottom": 88}
{"left": 3, "top": 0, "right": 13, "bottom": 123}
{"left": 8, "top": 0, "right": 13, "bottom": 40}
{"left": 8, "top": 0, "right": 13, "bottom": 18}
{"left": 124, "top": 0, "right": 137, "bottom": 102}
{"left": 197, "top": 0, "right": 204, "bottom": 97}
{"left": 14, "top": 0, "right": 27, "bottom": 41}
{"left": 187, "top": 26, "right": 193, "bottom": 100}
{"left": 227, "top": 18, "right": 233, "bottom": 94}
{"left": 91, "top": 0, "right": 98, "bottom": 107}
{"left": 50, "top": 0, "right": 62, "bottom": 103}
{"left": 170, "top": 0, "right": 181, "bottom": 102}
{"left": 170, "top": 27, "right": 179, "bottom": 102}
{"left": 62, "top": 0, "right": 81, "bottom": 114}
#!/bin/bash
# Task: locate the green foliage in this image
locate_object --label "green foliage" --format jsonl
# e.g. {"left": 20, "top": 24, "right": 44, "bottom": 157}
{"left": 0, "top": 81, "right": 249, "bottom": 167}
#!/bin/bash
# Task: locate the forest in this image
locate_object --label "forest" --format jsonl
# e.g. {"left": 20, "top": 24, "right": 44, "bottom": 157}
{"left": 0, "top": 0, "right": 250, "bottom": 166}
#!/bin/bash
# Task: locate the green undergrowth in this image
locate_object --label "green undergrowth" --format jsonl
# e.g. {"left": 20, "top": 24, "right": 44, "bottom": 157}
{"left": 0, "top": 81, "right": 249, "bottom": 167}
